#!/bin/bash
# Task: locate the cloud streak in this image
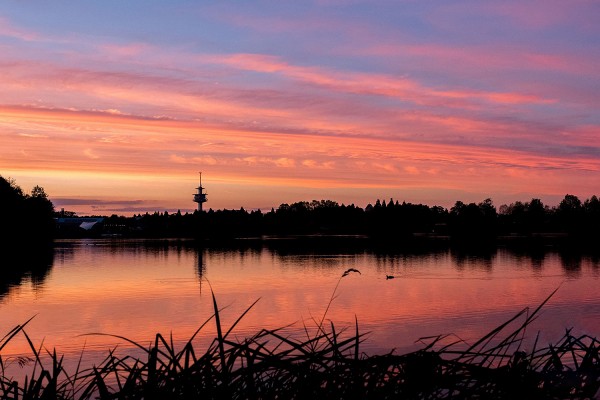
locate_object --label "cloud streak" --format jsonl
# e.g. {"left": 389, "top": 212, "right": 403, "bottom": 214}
{"left": 0, "top": 2, "right": 599, "bottom": 214}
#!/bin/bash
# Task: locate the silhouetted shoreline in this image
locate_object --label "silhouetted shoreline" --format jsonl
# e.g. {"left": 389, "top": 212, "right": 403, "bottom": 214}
{"left": 53, "top": 195, "right": 600, "bottom": 245}
{"left": 3, "top": 176, "right": 600, "bottom": 251}
{"left": 48, "top": 232, "right": 600, "bottom": 258}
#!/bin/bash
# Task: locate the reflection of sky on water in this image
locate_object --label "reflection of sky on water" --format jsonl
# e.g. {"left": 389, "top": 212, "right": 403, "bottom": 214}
{"left": 1, "top": 239, "right": 600, "bottom": 374}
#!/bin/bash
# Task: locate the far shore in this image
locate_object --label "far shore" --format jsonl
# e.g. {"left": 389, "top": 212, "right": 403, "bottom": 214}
{"left": 46, "top": 231, "right": 600, "bottom": 254}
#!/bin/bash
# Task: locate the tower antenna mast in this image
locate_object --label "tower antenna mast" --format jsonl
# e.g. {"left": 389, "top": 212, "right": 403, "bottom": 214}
{"left": 193, "top": 172, "right": 208, "bottom": 212}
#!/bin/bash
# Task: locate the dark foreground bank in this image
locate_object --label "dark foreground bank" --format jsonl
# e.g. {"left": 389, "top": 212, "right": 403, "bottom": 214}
{"left": 1, "top": 286, "right": 599, "bottom": 400}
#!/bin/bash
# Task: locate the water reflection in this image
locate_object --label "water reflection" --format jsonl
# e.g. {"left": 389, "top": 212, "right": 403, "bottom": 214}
{"left": 195, "top": 250, "right": 205, "bottom": 279}
{"left": 560, "top": 250, "right": 583, "bottom": 277}
{"left": 2, "top": 239, "right": 600, "bottom": 365}
{"left": 451, "top": 246, "right": 496, "bottom": 272}
{"left": 194, "top": 249, "right": 206, "bottom": 296}
{"left": 529, "top": 251, "right": 545, "bottom": 271}
{"left": 3, "top": 240, "right": 599, "bottom": 300}
{"left": 0, "top": 244, "right": 54, "bottom": 300}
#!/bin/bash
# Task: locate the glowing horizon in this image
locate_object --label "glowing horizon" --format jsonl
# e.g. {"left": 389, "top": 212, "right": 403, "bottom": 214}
{"left": 1, "top": 2, "right": 599, "bottom": 215}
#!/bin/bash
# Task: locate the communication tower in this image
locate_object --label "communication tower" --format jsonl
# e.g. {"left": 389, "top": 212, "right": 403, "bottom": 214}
{"left": 193, "top": 172, "right": 208, "bottom": 212}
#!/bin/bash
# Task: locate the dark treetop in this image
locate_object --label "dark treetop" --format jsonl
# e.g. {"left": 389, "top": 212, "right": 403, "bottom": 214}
{"left": 0, "top": 175, "right": 55, "bottom": 244}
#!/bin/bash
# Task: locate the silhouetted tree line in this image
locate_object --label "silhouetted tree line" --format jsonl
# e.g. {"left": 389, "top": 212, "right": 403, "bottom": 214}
{"left": 2, "top": 175, "right": 598, "bottom": 244}
{"left": 67, "top": 194, "right": 600, "bottom": 246}
{"left": 0, "top": 175, "right": 55, "bottom": 243}
{"left": 101, "top": 200, "right": 367, "bottom": 239}
{"left": 498, "top": 195, "right": 600, "bottom": 238}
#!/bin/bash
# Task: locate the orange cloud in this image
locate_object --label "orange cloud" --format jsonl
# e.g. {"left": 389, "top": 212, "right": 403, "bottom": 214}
{"left": 3, "top": 103, "right": 599, "bottom": 215}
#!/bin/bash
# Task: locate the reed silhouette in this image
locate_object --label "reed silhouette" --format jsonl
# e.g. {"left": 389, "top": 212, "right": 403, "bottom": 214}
{"left": 1, "top": 283, "right": 599, "bottom": 399}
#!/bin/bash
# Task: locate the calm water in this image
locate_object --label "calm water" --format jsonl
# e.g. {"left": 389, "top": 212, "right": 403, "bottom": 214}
{"left": 2, "top": 238, "right": 600, "bottom": 371}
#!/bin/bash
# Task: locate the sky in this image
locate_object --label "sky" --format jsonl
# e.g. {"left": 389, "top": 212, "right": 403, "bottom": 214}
{"left": 1, "top": 1, "right": 599, "bottom": 216}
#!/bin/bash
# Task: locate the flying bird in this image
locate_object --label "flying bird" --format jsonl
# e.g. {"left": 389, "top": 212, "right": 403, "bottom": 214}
{"left": 386, "top": 275, "right": 395, "bottom": 280}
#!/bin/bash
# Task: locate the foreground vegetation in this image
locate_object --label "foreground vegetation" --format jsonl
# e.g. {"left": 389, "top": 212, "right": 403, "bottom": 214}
{"left": 1, "top": 280, "right": 599, "bottom": 400}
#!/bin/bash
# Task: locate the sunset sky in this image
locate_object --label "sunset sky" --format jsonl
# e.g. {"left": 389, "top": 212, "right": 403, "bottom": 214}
{"left": 1, "top": 1, "right": 599, "bottom": 215}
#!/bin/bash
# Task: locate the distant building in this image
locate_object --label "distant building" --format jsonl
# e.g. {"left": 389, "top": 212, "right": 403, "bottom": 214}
{"left": 193, "top": 172, "right": 208, "bottom": 212}
{"left": 55, "top": 217, "right": 105, "bottom": 237}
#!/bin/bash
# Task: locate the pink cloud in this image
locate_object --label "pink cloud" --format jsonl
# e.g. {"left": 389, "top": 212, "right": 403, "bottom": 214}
{"left": 99, "top": 43, "right": 152, "bottom": 57}
{"left": 236, "top": 156, "right": 296, "bottom": 168}
{"left": 404, "top": 166, "right": 420, "bottom": 175}
{"left": 216, "top": 6, "right": 368, "bottom": 37}
{"left": 214, "top": 53, "right": 555, "bottom": 109}
{"left": 0, "top": 16, "right": 39, "bottom": 41}
{"left": 1, "top": 42, "right": 598, "bottom": 211}
{"left": 483, "top": 1, "right": 600, "bottom": 31}
{"left": 2, "top": 40, "right": 589, "bottom": 146}
{"left": 360, "top": 42, "right": 600, "bottom": 78}
{"left": 170, "top": 154, "right": 218, "bottom": 165}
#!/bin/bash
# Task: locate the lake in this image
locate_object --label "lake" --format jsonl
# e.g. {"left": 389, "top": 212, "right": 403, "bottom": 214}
{"left": 2, "top": 238, "right": 600, "bottom": 374}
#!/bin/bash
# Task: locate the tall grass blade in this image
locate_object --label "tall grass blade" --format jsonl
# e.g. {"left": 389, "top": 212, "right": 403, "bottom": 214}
{"left": 2, "top": 285, "right": 599, "bottom": 399}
